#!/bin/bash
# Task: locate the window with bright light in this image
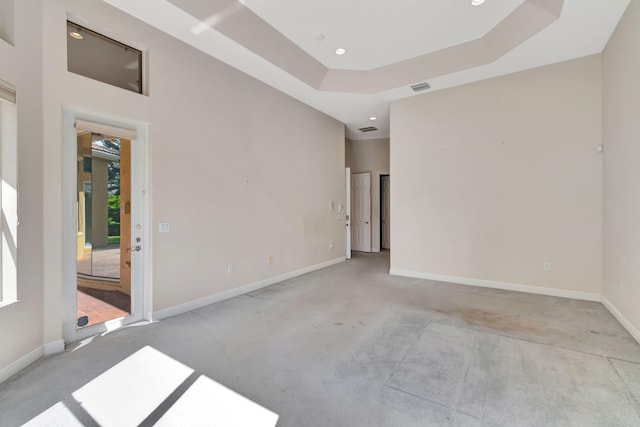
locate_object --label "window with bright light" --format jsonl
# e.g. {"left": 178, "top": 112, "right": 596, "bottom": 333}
{"left": 0, "top": 79, "right": 17, "bottom": 306}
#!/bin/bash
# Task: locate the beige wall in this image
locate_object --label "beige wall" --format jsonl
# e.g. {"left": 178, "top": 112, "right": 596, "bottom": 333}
{"left": 45, "top": 0, "right": 345, "bottom": 313}
{"left": 0, "top": 0, "right": 44, "bottom": 375}
{"left": 603, "top": 0, "right": 640, "bottom": 333}
{"left": 2, "top": 0, "right": 345, "bottom": 377}
{"left": 345, "top": 139, "right": 352, "bottom": 169}
{"left": 390, "top": 55, "right": 603, "bottom": 294}
{"left": 346, "top": 138, "right": 390, "bottom": 252}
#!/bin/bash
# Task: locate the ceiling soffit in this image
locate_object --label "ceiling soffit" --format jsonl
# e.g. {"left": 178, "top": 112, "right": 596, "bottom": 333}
{"left": 169, "top": 0, "right": 564, "bottom": 95}
{"left": 169, "top": 0, "right": 327, "bottom": 89}
{"left": 241, "top": 0, "right": 527, "bottom": 71}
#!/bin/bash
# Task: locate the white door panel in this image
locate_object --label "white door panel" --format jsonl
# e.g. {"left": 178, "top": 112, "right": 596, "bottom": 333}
{"left": 345, "top": 168, "right": 351, "bottom": 259}
{"left": 351, "top": 172, "right": 371, "bottom": 252}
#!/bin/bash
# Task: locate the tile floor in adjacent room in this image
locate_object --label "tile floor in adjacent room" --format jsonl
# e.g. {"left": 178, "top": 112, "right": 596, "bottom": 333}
{"left": 76, "top": 288, "right": 130, "bottom": 328}
{"left": 1, "top": 252, "right": 640, "bottom": 426}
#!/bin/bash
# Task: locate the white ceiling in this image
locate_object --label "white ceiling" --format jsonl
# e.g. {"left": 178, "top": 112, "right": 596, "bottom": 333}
{"left": 101, "top": 0, "right": 630, "bottom": 140}
{"left": 241, "top": 0, "right": 526, "bottom": 70}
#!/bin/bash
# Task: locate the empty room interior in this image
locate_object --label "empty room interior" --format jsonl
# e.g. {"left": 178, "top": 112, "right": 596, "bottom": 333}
{"left": 1, "top": 0, "right": 640, "bottom": 425}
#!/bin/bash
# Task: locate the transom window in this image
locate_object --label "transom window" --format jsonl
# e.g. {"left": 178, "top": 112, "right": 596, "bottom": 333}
{"left": 67, "top": 21, "right": 143, "bottom": 94}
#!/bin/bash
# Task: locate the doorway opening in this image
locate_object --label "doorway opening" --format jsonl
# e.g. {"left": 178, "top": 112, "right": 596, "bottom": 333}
{"left": 75, "top": 131, "right": 131, "bottom": 328}
{"left": 345, "top": 167, "right": 351, "bottom": 259}
{"left": 351, "top": 172, "right": 372, "bottom": 252}
{"left": 63, "top": 109, "right": 148, "bottom": 343}
{"left": 380, "top": 174, "right": 390, "bottom": 251}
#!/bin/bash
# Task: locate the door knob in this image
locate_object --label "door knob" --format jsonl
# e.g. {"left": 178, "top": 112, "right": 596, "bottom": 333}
{"left": 127, "top": 245, "right": 142, "bottom": 252}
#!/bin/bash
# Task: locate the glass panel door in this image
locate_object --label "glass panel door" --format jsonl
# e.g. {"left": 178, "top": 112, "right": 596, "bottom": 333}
{"left": 76, "top": 132, "right": 131, "bottom": 328}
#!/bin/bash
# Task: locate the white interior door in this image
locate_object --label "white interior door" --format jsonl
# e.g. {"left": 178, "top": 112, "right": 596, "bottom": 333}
{"left": 351, "top": 172, "right": 371, "bottom": 252}
{"left": 345, "top": 168, "right": 351, "bottom": 259}
{"left": 381, "top": 175, "right": 390, "bottom": 250}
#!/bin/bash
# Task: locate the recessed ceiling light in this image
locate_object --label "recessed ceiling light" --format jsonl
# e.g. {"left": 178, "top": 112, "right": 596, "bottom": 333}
{"left": 69, "top": 31, "right": 83, "bottom": 40}
{"left": 335, "top": 48, "right": 346, "bottom": 55}
{"left": 369, "top": 117, "right": 377, "bottom": 121}
{"left": 471, "top": 0, "right": 486, "bottom": 5}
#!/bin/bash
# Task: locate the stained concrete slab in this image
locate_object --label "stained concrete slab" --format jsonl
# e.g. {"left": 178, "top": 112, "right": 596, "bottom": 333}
{"left": 387, "top": 323, "right": 475, "bottom": 407}
{"left": 393, "top": 281, "right": 640, "bottom": 363}
{"left": 611, "top": 358, "right": 640, "bottom": 405}
{"left": 1, "top": 252, "right": 639, "bottom": 426}
{"left": 458, "top": 333, "right": 640, "bottom": 426}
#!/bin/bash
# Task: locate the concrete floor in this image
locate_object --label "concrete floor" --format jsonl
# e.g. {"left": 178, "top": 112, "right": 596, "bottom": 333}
{"left": 2, "top": 252, "right": 640, "bottom": 426}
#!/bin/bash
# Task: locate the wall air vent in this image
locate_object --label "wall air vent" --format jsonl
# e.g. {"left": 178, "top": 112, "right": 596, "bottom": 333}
{"left": 359, "top": 126, "right": 378, "bottom": 133}
{"left": 410, "top": 82, "right": 431, "bottom": 92}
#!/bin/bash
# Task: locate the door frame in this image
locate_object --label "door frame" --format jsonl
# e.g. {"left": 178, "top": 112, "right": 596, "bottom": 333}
{"left": 62, "top": 106, "right": 151, "bottom": 343}
{"left": 380, "top": 174, "right": 390, "bottom": 250}
{"left": 345, "top": 167, "right": 351, "bottom": 259}
{"left": 351, "top": 171, "right": 372, "bottom": 253}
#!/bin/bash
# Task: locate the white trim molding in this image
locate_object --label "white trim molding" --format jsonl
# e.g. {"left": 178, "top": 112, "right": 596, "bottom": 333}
{"left": 0, "top": 340, "right": 65, "bottom": 384}
{"left": 154, "top": 257, "right": 346, "bottom": 320}
{"left": 389, "top": 269, "right": 602, "bottom": 302}
{"left": 44, "top": 339, "right": 65, "bottom": 356}
{"left": 0, "top": 347, "right": 43, "bottom": 385}
{"left": 602, "top": 297, "right": 640, "bottom": 344}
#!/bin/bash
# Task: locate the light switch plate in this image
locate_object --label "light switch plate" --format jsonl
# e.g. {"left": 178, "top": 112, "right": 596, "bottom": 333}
{"left": 159, "top": 222, "right": 171, "bottom": 233}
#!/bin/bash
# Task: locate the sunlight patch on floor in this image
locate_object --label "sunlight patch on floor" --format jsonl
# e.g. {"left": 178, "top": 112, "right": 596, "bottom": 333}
{"left": 72, "top": 346, "right": 193, "bottom": 426}
{"left": 156, "top": 375, "right": 279, "bottom": 426}
{"left": 24, "top": 346, "right": 279, "bottom": 427}
{"left": 22, "top": 402, "right": 83, "bottom": 427}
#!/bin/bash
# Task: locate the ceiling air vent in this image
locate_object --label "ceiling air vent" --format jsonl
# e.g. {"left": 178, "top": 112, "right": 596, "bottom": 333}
{"left": 359, "top": 126, "right": 378, "bottom": 133}
{"left": 410, "top": 82, "right": 431, "bottom": 92}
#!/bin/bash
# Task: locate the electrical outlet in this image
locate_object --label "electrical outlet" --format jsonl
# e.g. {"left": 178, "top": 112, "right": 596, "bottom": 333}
{"left": 329, "top": 243, "right": 334, "bottom": 250}
{"left": 543, "top": 262, "right": 551, "bottom": 271}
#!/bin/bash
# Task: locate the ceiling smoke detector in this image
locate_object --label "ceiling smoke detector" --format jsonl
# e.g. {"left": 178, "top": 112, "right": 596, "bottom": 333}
{"left": 410, "top": 82, "right": 431, "bottom": 92}
{"left": 359, "top": 126, "right": 378, "bottom": 133}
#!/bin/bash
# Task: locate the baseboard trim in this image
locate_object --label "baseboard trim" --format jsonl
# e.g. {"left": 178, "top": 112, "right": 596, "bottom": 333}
{"left": 44, "top": 339, "right": 65, "bottom": 356}
{"left": 0, "top": 346, "right": 43, "bottom": 384}
{"left": 389, "top": 269, "right": 602, "bottom": 302}
{"left": 602, "top": 297, "right": 640, "bottom": 344}
{"left": 154, "top": 257, "right": 346, "bottom": 321}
